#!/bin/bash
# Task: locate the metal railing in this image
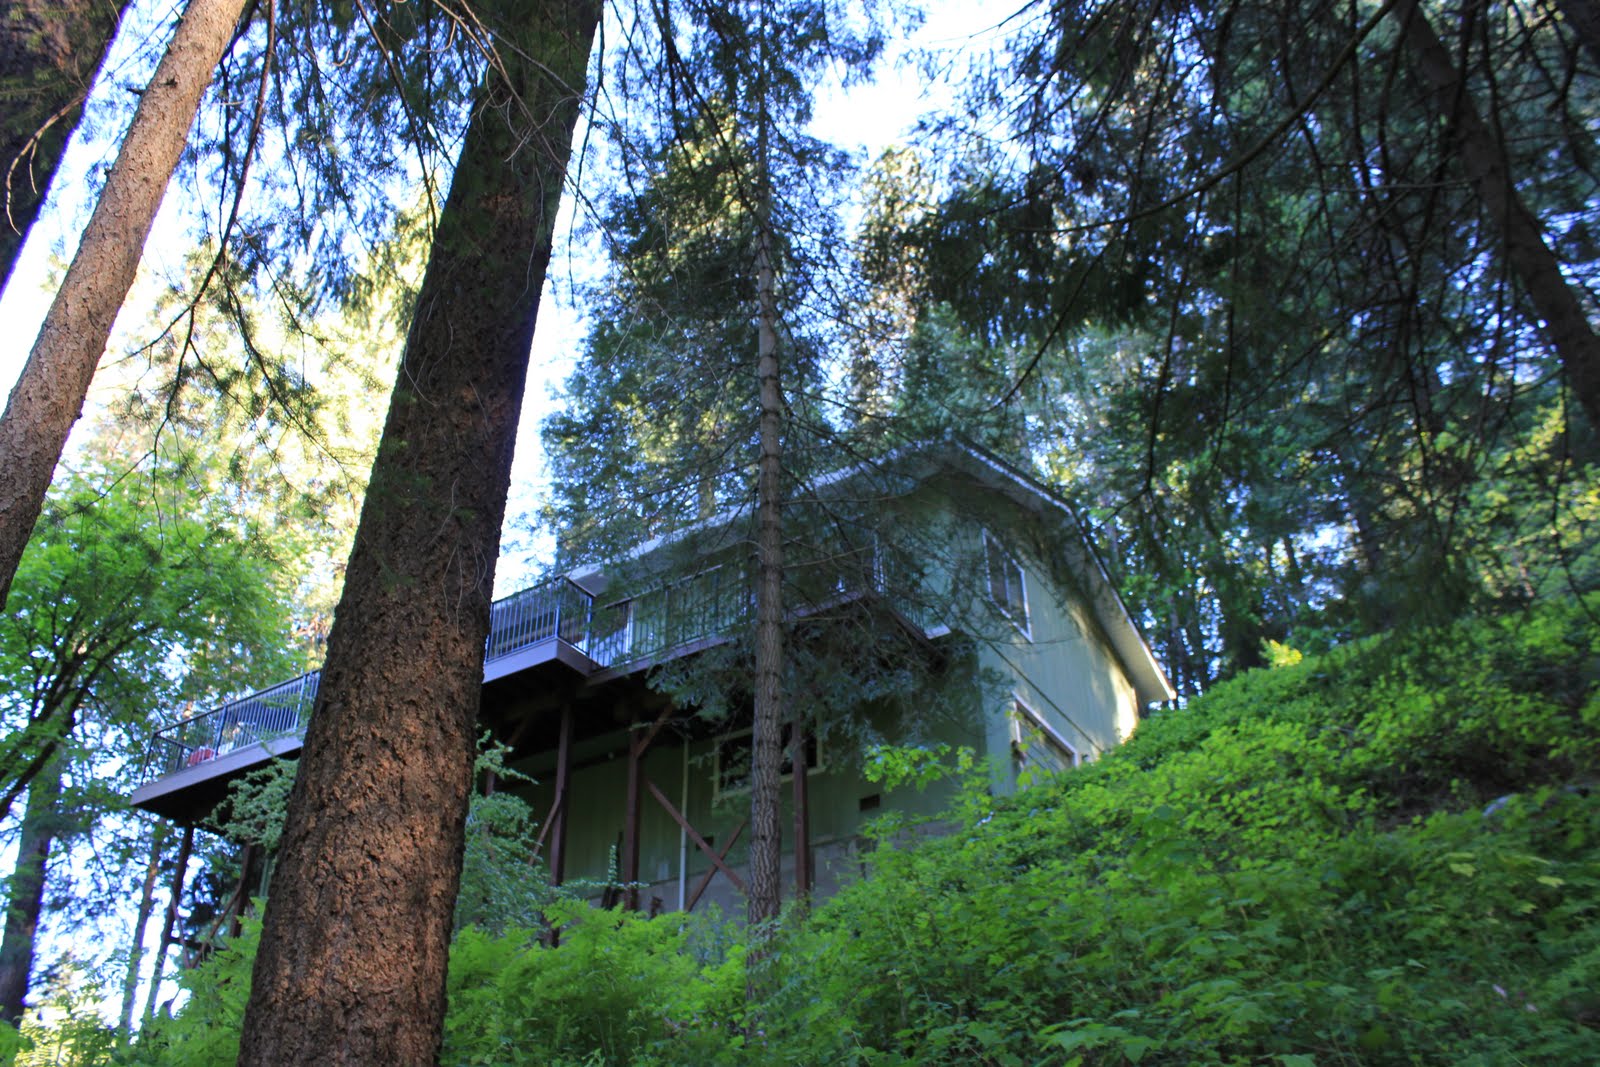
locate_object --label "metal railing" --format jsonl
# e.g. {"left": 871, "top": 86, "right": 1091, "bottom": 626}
{"left": 143, "top": 548, "right": 937, "bottom": 786}
{"left": 147, "top": 671, "right": 322, "bottom": 779}
{"left": 487, "top": 577, "right": 592, "bottom": 658}
{"left": 145, "top": 577, "right": 599, "bottom": 784}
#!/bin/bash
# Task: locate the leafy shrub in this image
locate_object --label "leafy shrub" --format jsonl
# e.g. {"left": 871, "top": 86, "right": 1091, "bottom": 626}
{"left": 118, "top": 917, "right": 259, "bottom": 1066}
{"left": 119, "top": 598, "right": 1600, "bottom": 1065}
{"left": 444, "top": 901, "right": 743, "bottom": 1065}
{"left": 744, "top": 596, "right": 1600, "bottom": 1064}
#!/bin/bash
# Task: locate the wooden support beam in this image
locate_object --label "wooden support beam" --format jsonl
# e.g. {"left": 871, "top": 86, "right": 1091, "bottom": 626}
{"left": 622, "top": 723, "right": 643, "bottom": 910}
{"left": 685, "top": 816, "right": 747, "bottom": 913}
{"left": 644, "top": 776, "right": 745, "bottom": 891}
{"left": 622, "top": 704, "right": 673, "bottom": 910}
{"left": 549, "top": 706, "right": 572, "bottom": 885}
{"left": 632, "top": 704, "right": 674, "bottom": 759}
{"left": 792, "top": 721, "right": 812, "bottom": 902}
{"left": 485, "top": 715, "right": 538, "bottom": 796}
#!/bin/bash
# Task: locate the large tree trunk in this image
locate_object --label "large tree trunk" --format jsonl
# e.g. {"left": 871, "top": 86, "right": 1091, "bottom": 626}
{"left": 0, "top": 753, "right": 65, "bottom": 1026}
{"left": 1397, "top": 0, "right": 1600, "bottom": 433}
{"left": 747, "top": 57, "right": 786, "bottom": 932}
{"left": 0, "top": 0, "right": 128, "bottom": 293}
{"left": 236, "top": 0, "right": 599, "bottom": 1061}
{"left": 0, "top": 0, "right": 247, "bottom": 613}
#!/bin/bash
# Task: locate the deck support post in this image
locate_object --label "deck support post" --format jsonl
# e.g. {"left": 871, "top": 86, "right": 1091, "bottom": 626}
{"left": 621, "top": 742, "right": 641, "bottom": 909}
{"left": 549, "top": 706, "right": 572, "bottom": 885}
{"left": 622, "top": 705, "right": 673, "bottom": 910}
{"left": 792, "top": 719, "right": 812, "bottom": 902}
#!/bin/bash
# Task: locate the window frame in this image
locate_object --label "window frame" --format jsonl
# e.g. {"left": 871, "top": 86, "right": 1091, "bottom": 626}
{"left": 1009, "top": 695, "right": 1079, "bottom": 780}
{"left": 983, "top": 530, "right": 1031, "bottom": 640}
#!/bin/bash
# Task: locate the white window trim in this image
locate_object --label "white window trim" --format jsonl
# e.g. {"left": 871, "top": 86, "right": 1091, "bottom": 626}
{"left": 1009, "top": 695, "right": 1079, "bottom": 777}
{"left": 983, "top": 530, "right": 1032, "bottom": 640}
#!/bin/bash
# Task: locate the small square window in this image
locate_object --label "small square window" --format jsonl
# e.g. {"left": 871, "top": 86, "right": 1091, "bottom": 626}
{"left": 984, "top": 533, "right": 1030, "bottom": 638}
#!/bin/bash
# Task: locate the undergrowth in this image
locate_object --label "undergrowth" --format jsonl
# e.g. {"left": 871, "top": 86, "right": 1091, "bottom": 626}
{"left": 125, "top": 597, "right": 1600, "bottom": 1065}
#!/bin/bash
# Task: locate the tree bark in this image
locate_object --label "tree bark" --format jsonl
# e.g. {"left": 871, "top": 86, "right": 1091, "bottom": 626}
{"left": 0, "top": 753, "right": 65, "bottom": 1026}
{"left": 0, "top": 0, "right": 247, "bottom": 613}
{"left": 1397, "top": 0, "right": 1600, "bottom": 433}
{"left": 0, "top": 0, "right": 128, "bottom": 293}
{"left": 236, "top": 0, "right": 598, "bottom": 1060}
{"left": 747, "top": 58, "right": 786, "bottom": 931}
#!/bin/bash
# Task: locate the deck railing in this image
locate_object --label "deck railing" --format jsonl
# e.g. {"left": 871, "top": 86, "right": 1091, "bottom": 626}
{"left": 144, "top": 577, "right": 599, "bottom": 784}
{"left": 143, "top": 549, "right": 934, "bottom": 786}
{"left": 146, "top": 671, "right": 322, "bottom": 780}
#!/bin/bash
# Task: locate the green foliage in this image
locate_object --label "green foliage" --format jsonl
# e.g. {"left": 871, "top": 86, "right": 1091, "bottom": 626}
{"left": 118, "top": 918, "right": 261, "bottom": 1066}
{"left": 213, "top": 761, "right": 297, "bottom": 853}
{"left": 746, "top": 597, "right": 1600, "bottom": 1064}
{"left": 117, "top": 598, "right": 1600, "bottom": 1064}
{"left": 444, "top": 902, "right": 744, "bottom": 1065}
{"left": 14, "top": 972, "right": 117, "bottom": 1067}
{"left": 454, "top": 791, "right": 554, "bottom": 938}
{"left": 865, "top": 0, "right": 1600, "bottom": 695}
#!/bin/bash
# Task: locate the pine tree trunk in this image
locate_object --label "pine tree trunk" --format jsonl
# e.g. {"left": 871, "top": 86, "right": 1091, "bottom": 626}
{"left": 0, "top": 0, "right": 127, "bottom": 293}
{"left": 1397, "top": 0, "right": 1600, "bottom": 433}
{"left": 0, "top": 0, "right": 247, "bottom": 613}
{"left": 747, "top": 56, "right": 786, "bottom": 932}
{"left": 0, "top": 753, "right": 65, "bottom": 1026}
{"left": 236, "top": 0, "right": 598, "bottom": 1060}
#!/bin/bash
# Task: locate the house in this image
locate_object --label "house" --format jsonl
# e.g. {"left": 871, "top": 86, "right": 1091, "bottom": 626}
{"left": 130, "top": 440, "right": 1172, "bottom": 919}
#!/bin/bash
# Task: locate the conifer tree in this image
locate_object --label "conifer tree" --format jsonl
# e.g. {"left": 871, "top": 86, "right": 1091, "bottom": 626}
{"left": 545, "top": 0, "right": 891, "bottom": 931}
{"left": 0, "top": 0, "right": 251, "bottom": 612}
{"left": 237, "top": 0, "right": 600, "bottom": 1058}
{"left": 0, "top": 0, "right": 128, "bottom": 291}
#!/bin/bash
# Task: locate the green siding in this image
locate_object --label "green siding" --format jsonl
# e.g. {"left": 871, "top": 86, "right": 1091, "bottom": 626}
{"left": 509, "top": 480, "right": 1154, "bottom": 910}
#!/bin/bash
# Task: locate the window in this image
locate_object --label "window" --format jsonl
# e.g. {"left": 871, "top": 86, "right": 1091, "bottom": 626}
{"left": 1010, "top": 697, "right": 1079, "bottom": 781}
{"left": 714, "top": 723, "right": 821, "bottom": 798}
{"left": 984, "top": 532, "right": 1030, "bottom": 638}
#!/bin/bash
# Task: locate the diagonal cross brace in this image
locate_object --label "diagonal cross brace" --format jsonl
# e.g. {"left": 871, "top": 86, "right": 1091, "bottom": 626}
{"left": 644, "top": 775, "right": 746, "bottom": 893}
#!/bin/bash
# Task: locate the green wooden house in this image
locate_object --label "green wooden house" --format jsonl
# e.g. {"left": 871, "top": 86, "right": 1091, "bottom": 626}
{"left": 130, "top": 441, "right": 1171, "bottom": 918}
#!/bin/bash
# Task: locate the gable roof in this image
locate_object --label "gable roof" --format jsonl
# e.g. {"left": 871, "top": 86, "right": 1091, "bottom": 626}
{"left": 571, "top": 437, "right": 1176, "bottom": 707}
{"left": 923, "top": 440, "right": 1175, "bottom": 707}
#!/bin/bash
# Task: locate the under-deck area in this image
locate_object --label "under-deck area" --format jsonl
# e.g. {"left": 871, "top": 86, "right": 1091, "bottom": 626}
{"left": 130, "top": 555, "right": 935, "bottom": 831}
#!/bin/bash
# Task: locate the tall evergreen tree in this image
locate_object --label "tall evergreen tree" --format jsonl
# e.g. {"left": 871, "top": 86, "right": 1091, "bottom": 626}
{"left": 545, "top": 0, "right": 892, "bottom": 930}
{"left": 0, "top": 0, "right": 252, "bottom": 613}
{"left": 237, "top": 0, "right": 600, "bottom": 1058}
{"left": 0, "top": 0, "right": 128, "bottom": 292}
{"left": 862, "top": 0, "right": 1600, "bottom": 683}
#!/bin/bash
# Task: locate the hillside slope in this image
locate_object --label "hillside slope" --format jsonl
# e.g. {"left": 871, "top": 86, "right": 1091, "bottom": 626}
{"left": 133, "top": 599, "right": 1600, "bottom": 1065}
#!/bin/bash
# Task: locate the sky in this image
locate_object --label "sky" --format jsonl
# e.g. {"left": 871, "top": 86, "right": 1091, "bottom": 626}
{"left": 0, "top": 0, "right": 1009, "bottom": 593}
